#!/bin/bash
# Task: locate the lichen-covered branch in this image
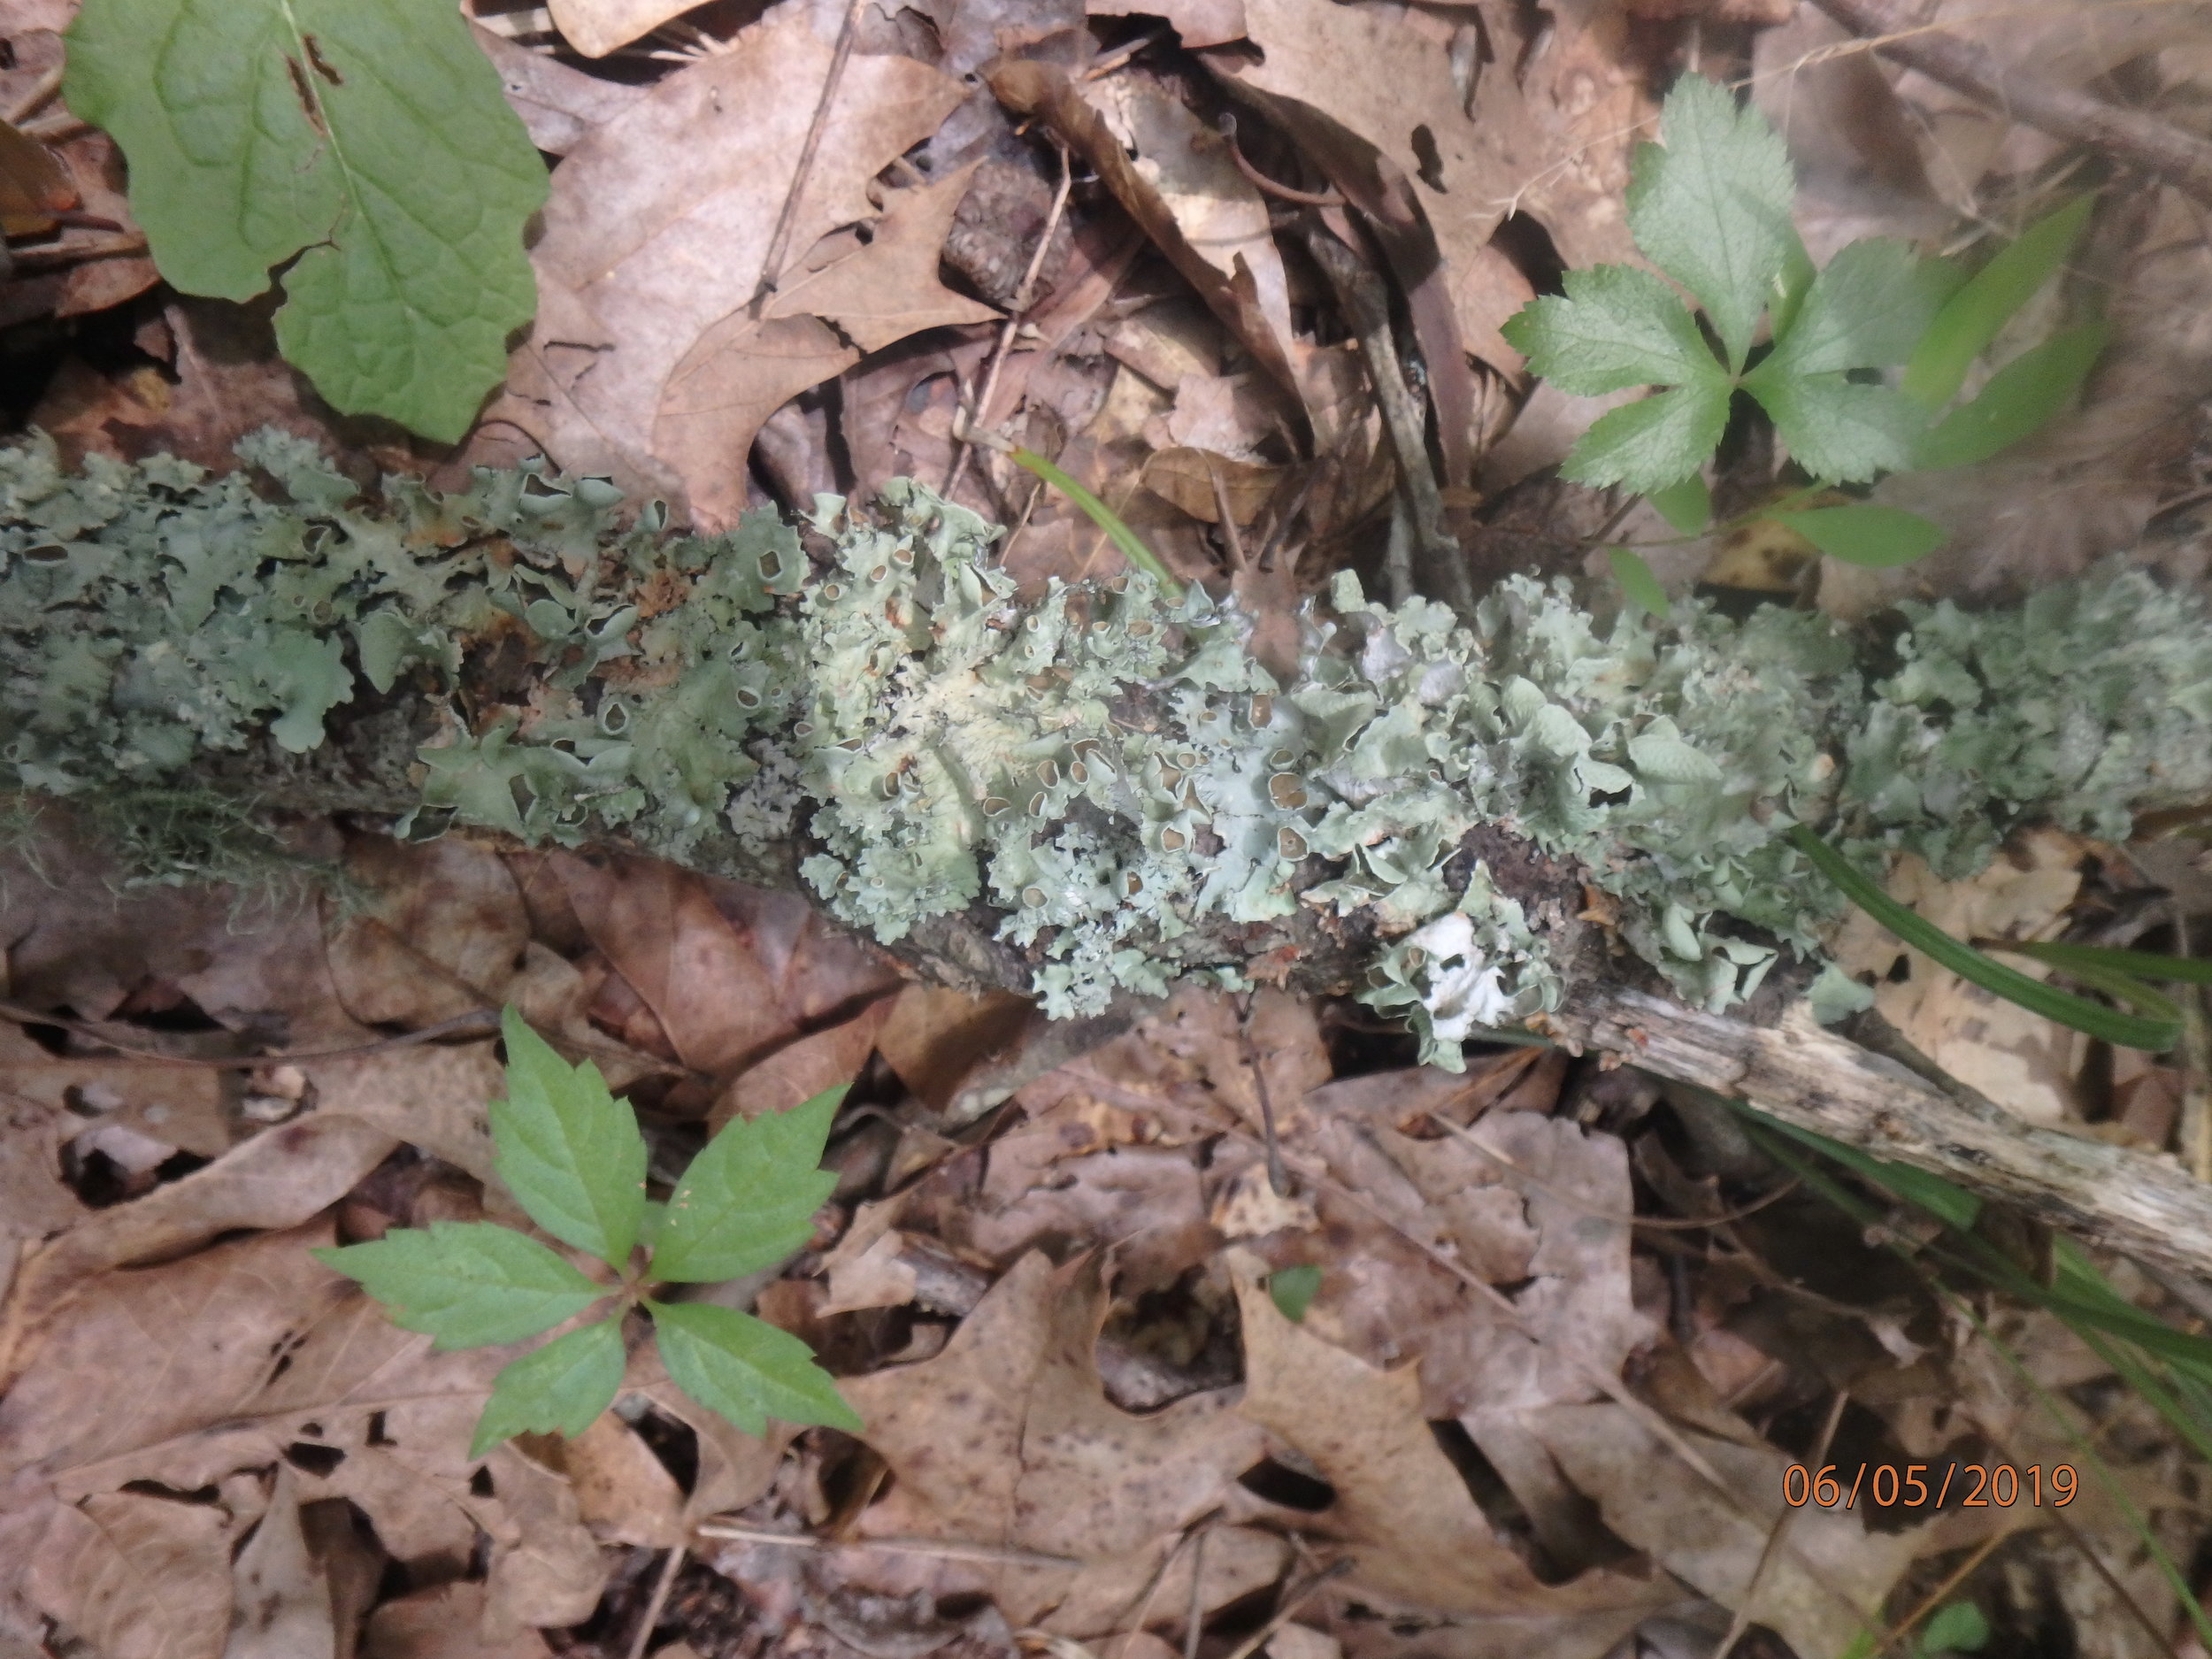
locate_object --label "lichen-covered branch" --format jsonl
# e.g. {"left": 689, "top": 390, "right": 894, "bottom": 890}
{"left": 6, "top": 432, "right": 2212, "bottom": 1071}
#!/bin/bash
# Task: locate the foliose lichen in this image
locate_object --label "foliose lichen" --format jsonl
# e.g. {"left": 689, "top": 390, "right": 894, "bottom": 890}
{"left": 7, "top": 431, "right": 2210, "bottom": 1067}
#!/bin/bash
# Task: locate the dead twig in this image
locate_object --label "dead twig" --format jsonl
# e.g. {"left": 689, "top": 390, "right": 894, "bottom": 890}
{"left": 693, "top": 1523, "right": 1084, "bottom": 1571}
{"left": 1213, "top": 1560, "right": 1356, "bottom": 1659}
{"left": 1714, "top": 1390, "right": 1848, "bottom": 1659}
{"left": 625, "top": 1543, "right": 686, "bottom": 1659}
{"left": 1216, "top": 115, "right": 1347, "bottom": 207}
{"left": 756, "top": 0, "right": 870, "bottom": 302}
{"left": 945, "top": 141, "right": 1075, "bottom": 498}
{"left": 1809, "top": 0, "right": 2212, "bottom": 206}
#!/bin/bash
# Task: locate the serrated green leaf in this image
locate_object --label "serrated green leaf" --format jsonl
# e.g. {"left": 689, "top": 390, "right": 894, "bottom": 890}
{"left": 469, "top": 1317, "right": 627, "bottom": 1458}
{"left": 1645, "top": 473, "right": 1711, "bottom": 534}
{"left": 1742, "top": 369, "right": 1924, "bottom": 482}
{"left": 1561, "top": 382, "right": 1733, "bottom": 494}
{"left": 1763, "top": 238, "right": 1950, "bottom": 377}
{"left": 314, "top": 1220, "right": 607, "bottom": 1349}
{"left": 1269, "top": 1264, "right": 1322, "bottom": 1322}
{"left": 648, "top": 1085, "right": 845, "bottom": 1284}
{"left": 648, "top": 1299, "right": 861, "bottom": 1437}
{"left": 63, "top": 0, "right": 548, "bottom": 441}
{"left": 1625, "top": 74, "right": 1797, "bottom": 372}
{"left": 1789, "top": 826, "right": 2178, "bottom": 1051}
{"left": 491, "top": 1007, "right": 648, "bottom": 1270}
{"left": 1499, "top": 266, "right": 1724, "bottom": 396}
{"left": 1915, "top": 319, "right": 2108, "bottom": 470}
{"left": 1608, "top": 547, "right": 1671, "bottom": 618}
{"left": 1771, "top": 504, "right": 1946, "bottom": 568}
{"left": 1905, "top": 196, "right": 2095, "bottom": 409}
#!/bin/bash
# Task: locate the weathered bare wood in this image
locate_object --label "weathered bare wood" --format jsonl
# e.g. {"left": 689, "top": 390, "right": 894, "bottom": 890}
{"left": 1562, "top": 987, "right": 2212, "bottom": 1282}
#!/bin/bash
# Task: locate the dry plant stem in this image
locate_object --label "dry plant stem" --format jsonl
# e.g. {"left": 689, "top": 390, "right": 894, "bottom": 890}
{"left": 1183, "top": 1525, "right": 1210, "bottom": 1659}
{"left": 944, "top": 143, "right": 1075, "bottom": 499}
{"left": 626, "top": 1543, "right": 686, "bottom": 1659}
{"left": 1216, "top": 116, "right": 1348, "bottom": 208}
{"left": 756, "top": 0, "right": 870, "bottom": 302}
{"left": 1715, "top": 1390, "right": 1849, "bottom": 1659}
{"left": 1297, "top": 219, "right": 1472, "bottom": 616}
{"left": 1566, "top": 987, "right": 2212, "bottom": 1284}
{"left": 1430, "top": 1111, "right": 1801, "bottom": 1231}
{"left": 2177, "top": 913, "right": 2212, "bottom": 1181}
{"left": 1809, "top": 0, "right": 2212, "bottom": 206}
{"left": 1212, "top": 1559, "right": 1356, "bottom": 1659}
{"left": 693, "top": 1523, "right": 1084, "bottom": 1571}
{"left": 1878, "top": 1530, "right": 2006, "bottom": 1654}
{"left": 1113, "top": 1521, "right": 1204, "bottom": 1659}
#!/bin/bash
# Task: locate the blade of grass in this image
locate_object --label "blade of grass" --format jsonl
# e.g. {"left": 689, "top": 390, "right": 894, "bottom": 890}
{"left": 1789, "top": 826, "right": 2180, "bottom": 1052}
{"left": 1006, "top": 446, "right": 1182, "bottom": 597}
{"left": 1981, "top": 939, "right": 2212, "bottom": 987}
{"left": 1903, "top": 196, "right": 2095, "bottom": 410}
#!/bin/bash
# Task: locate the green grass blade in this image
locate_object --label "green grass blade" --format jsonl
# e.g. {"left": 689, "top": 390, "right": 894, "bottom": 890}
{"left": 1007, "top": 447, "right": 1182, "bottom": 596}
{"left": 1788, "top": 826, "right": 2179, "bottom": 1051}
{"left": 1915, "top": 319, "right": 2107, "bottom": 470}
{"left": 1903, "top": 196, "right": 2094, "bottom": 410}
{"left": 1982, "top": 938, "right": 2212, "bottom": 987}
{"left": 1608, "top": 547, "right": 1671, "bottom": 618}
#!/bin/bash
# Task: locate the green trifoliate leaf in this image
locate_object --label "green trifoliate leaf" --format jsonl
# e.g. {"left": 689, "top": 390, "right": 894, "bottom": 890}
{"left": 314, "top": 1220, "right": 607, "bottom": 1350}
{"left": 1625, "top": 74, "right": 1797, "bottom": 372}
{"left": 1905, "top": 196, "right": 2095, "bottom": 409}
{"left": 1771, "top": 504, "right": 1946, "bottom": 568}
{"left": 1560, "top": 381, "right": 1733, "bottom": 495}
{"left": 648, "top": 1085, "right": 845, "bottom": 1284}
{"left": 491, "top": 1007, "right": 648, "bottom": 1271}
{"left": 63, "top": 0, "right": 547, "bottom": 442}
{"left": 647, "top": 1300, "right": 861, "bottom": 1437}
{"left": 1761, "top": 239, "right": 1953, "bottom": 378}
{"left": 1608, "top": 548, "right": 1671, "bottom": 618}
{"left": 470, "top": 1317, "right": 628, "bottom": 1458}
{"left": 1915, "top": 319, "right": 2108, "bottom": 470}
{"left": 1740, "top": 369, "right": 1924, "bottom": 483}
{"left": 1500, "top": 265, "right": 1724, "bottom": 396}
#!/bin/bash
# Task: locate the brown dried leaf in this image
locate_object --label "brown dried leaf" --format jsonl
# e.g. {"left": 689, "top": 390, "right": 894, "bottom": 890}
{"left": 1525, "top": 1404, "right": 1921, "bottom": 1659}
{"left": 550, "top": 1410, "right": 686, "bottom": 1548}
{"left": 1227, "top": 1251, "right": 1667, "bottom": 1620}
{"left": 363, "top": 1583, "right": 554, "bottom": 1659}
{"left": 477, "top": 7, "right": 964, "bottom": 503}
{"left": 547, "top": 0, "right": 703, "bottom": 58}
{"left": 226, "top": 1465, "right": 338, "bottom": 1659}
{"left": 1141, "top": 447, "right": 1288, "bottom": 525}
{"left": 27, "top": 1490, "right": 234, "bottom": 1659}
{"left": 472, "top": 23, "right": 645, "bottom": 157}
{"left": 1085, "top": 0, "right": 1247, "bottom": 49}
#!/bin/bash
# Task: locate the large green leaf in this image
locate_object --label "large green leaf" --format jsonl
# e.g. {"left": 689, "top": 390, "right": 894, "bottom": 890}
{"left": 648, "top": 1299, "right": 861, "bottom": 1437}
{"left": 490, "top": 1008, "right": 649, "bottom": 1271}
{"left": 1771, "top": 504, "right": 1947, "bottom": 569}
{"left": 1759, "top": 238, "right": 1951, "bottom": 379}
{"left": 1559, "top": 381, "right": 1733, "bottom": 495}
{"left": 1904, "top": 196, "right": 2095, "bottom": 410}
{"left": 648, "top": 1085, "right": 845, "bottom": 1284}
{"left": 63, "top": 0, "right": 547, "bottom": 441}
{"left": 470, "top": 1317, "right": 628, "bottom": 1457}
{"left": 1741, "top": 368, "right": 1924, "bottom": 484}
{"left": 314, "top": 1220, "right": 607, "bottom": 1350}
{"left": 1624, "top": 74, "right": 1798, "bottom": 373}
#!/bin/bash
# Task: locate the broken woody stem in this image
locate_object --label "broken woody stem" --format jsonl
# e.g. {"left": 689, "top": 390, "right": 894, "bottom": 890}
{"left": 7, "top": 435, "right": 2212, "bottom": 1275}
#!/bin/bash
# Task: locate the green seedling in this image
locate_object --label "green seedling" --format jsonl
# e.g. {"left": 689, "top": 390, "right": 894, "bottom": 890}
{"left": 316, "top": 1008, "right": 859, "bottom": 1457}
{"left": 1504, "top": 75, "right": 2101, "bottom": 603}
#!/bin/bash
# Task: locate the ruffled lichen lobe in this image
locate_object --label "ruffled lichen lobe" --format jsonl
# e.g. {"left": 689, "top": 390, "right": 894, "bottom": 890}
{"left": 6, "top": 433, "right": 2211, "bottom": 1066}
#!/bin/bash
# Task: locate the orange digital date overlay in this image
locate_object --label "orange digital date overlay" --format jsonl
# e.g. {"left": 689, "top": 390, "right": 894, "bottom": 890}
{"left": 1782, "top": 1462, "right": 2078, "bottom": 1509}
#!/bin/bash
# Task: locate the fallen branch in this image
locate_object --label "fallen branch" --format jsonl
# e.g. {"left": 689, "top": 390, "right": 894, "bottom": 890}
{"left": 1809, "top": 0, "right": 2212, "bottom": 207}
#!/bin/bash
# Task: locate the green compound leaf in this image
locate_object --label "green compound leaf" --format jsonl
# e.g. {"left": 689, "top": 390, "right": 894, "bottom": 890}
{"left": 1500, "top": 265, "right": 1724, "bottom": 396}
{"left": 1770, "top": 504, "right": 1947, "bottom": 568}
{"left": 63, "top": 0, "right": 548, "bottom": 442}
{"left": 1740, "top": 368, "right": 1924, "bottom": 484}
{"left": 1760, "top": 238, "right": 1953, "bottom": 379}
{"left": 491, "top": 1007, "right": 648, "bottom": 1271}
{"left": 648, "top": 1299, "right": 862, "bottom": 1437}
{"left": 1789, "top": 826, "right": 2180, "bottom": 1052}
{"left": 1905, "top": 196, "right": 2095, "bottom": 410}
{"left": 1915, "top": 319, "right": 2108, "bottom": 471}
{"left": 1608, "top": 547, "right": 1671, "bottom": 618}
{"left": 1625, "top": 73, "right": 1798, "bottom": 373}
{"left": 1645, "top": 473, "right": 1712, "bottom": 534}
{"left": 1560, "top": 380, "right": 1733, "bottom": 495}
{"left": 470, "top": 1317, "right": 627, "bottom": 1458}
{"left": 648, "top": 1085, "right": 845, "bottom": 1284}
{"left": 314, "top": 1220, "right": 607, "bottom": 1350}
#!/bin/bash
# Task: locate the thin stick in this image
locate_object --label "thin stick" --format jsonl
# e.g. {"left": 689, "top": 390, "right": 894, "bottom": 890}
{"left": 1216, "top": 116, "right": 1346, "bottom": 208}
{"left": 1240, "top": 994, "right": 1291, "bottom": 1198}
{"left": 1714, "top": 1391, "right": 1848, "bottom": 1658}
{"left": 1214, "top": 1560, "right": 1355, "bottom": 1659}
{"left": 945, "top": 142, "right": 1074, "bottom": 499}
{"left": 757, "top": 0, "right": 870, "bottom": 302}
{"left": 694, "top": 1523, "right": 1083, "bottom": 1571}
{"left": 1809, "top": 0, "right": 2212, "bottom": 206}
{"left": 1873, "top": 1531, "right": 2006, "bottom": 1657}
{"left": 626, "top": 1543, "right": 685, "bottom": 1659}
{"left": 1183, "top": 1525, "right": 1210, "bottom": 1659}
{"left": 1083, "top": 27, "right": 1167, "bottom": 81}
{"left": 4, "top": 63, "right": 64, "bottom": 127}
